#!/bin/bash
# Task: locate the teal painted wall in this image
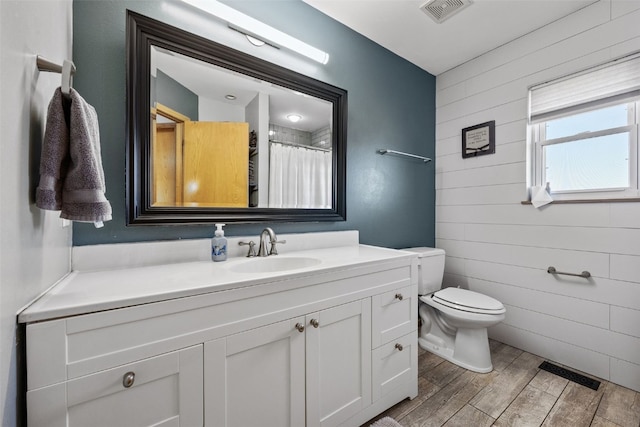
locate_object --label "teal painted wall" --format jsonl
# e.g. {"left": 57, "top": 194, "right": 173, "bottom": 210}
{"left": 72, "top": 0, "right": 436, "bottom": 249}
{"left": 154, "top": 70, "right": 199, "bottom": 121}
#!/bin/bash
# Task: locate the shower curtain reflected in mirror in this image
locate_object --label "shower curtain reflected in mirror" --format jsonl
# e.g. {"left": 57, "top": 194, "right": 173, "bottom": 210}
{"left": 268, "top": 142, "right": 332, "bottom": 209}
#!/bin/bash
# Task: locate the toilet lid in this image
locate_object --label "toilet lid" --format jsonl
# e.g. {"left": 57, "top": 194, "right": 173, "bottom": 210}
{"left": 432, "top": 288, "right": 505, "bottom": 314}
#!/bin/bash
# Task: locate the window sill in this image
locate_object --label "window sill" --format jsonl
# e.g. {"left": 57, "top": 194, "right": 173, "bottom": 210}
{"left": 521, "top": 197, "right": 640, "bottom": 205}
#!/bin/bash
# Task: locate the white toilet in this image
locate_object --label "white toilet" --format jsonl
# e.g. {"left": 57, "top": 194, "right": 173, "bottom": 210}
{"left": 404, "top": 247, "right": 506, "bottom": 373}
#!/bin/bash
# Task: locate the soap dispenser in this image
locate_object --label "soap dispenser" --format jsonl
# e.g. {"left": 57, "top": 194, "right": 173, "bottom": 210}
{"left": 212, "top": 223, "right": 227, "bottom": 262}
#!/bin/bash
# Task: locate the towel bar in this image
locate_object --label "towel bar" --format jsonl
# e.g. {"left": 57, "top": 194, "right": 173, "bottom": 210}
{"left": 377, "top": 149, "right": 431, "bottom": 163}
{"left": 36, "top": 55, "right": 76, "bottom": 75}
{"left": 547, "top": 266, "right": 591, "bottom": 278}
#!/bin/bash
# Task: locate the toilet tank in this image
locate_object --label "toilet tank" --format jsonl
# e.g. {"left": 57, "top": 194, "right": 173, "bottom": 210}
{"left": 403, "top": 247, "right": 445, "bottom": 295}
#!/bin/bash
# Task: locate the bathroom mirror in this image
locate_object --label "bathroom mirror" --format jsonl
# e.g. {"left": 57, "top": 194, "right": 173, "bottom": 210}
{"left": 126, "top": 11, "right": 347, "bottom": 224}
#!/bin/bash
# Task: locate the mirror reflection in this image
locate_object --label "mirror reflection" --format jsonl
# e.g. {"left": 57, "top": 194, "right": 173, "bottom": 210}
{"left": 150, "top": 47, "right": 333, "bottom": 209}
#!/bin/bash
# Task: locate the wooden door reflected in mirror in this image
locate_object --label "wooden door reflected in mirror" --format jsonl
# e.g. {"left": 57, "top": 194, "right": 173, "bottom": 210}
{"left": 152, "top": 104, "right": 250, "bottom": 207}
{"left": 182, "top": 121, "right": 249, "bottom": 207}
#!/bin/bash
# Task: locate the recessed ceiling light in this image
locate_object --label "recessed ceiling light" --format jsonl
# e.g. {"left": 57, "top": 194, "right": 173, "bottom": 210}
{"left": 225, "top": 94, "right": 236, "bottom": 100}
{"left": 287, "top": 114, "right": 302, "bottom": 123}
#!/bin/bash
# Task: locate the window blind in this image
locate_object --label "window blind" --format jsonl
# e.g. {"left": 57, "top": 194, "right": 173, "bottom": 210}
{"left": 529, "top": 53, "right": 640, "bottom": 123}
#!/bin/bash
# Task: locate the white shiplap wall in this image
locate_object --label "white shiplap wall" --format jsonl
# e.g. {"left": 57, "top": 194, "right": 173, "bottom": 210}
{"left": 435, "top": 0, "right": 640, "bottom": 392}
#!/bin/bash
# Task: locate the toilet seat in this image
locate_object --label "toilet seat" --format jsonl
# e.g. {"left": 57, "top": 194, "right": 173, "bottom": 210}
{"left": 431, "top": 288, "right": 505, "bottom": 315}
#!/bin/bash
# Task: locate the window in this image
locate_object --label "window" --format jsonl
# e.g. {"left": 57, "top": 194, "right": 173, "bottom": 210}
{"left": 529, "top": 54, "right": 640, "bottom": 201}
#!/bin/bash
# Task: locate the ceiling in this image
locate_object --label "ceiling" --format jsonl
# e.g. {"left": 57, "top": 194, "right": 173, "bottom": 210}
{"left": 303, "top": 0, "right": 599, "bottom": 75}
{"left": 153, "top": 47, "right": 332, "bottom": 133}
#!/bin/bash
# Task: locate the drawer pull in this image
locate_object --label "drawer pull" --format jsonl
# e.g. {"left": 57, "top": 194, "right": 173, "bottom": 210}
{"left": 395, "top": 343, "right": 404, "bottom": 351}
{"left": 122, "top": 371, "right": 135, "bottom": 388}
{"left": 310, "top": 319, "right": 319, "bottom": 328}
{"left": 395, "top": 293, "right": 404, "bottom": 301}
{"left": 295, "top": 323, "right": 305, "bottom": 333}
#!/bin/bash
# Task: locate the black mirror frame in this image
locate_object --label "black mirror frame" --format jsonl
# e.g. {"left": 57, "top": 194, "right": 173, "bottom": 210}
{"left": 126, "top": 11, "right": 347, "bottom": 225}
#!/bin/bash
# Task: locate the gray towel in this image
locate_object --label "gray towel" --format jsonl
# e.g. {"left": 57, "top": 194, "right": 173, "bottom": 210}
{"left": 36, "top": 87, "right": 112, "bottom": 225}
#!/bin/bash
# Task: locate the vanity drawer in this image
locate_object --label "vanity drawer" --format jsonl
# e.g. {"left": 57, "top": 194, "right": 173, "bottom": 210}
{"left": 27, "top": 344, "right": 203, "bottom": 427}
{"left": 371, "top": 284, "right": 417, "bottom": 347}
{"left": 371, "top": 332, "right": 417, "bottom": 402}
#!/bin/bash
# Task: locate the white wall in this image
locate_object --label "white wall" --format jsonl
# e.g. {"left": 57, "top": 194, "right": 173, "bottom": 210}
{"left": 199, "top": 96, "right": 245, "bottom": 121}
{"left": 245, "top": 92, "right": 270, "bottom": 207}
{"left": 0, "top": 1, "right": 72, "bottom": 424}
{"left": 435, "top": 0, "right": 640, "bottom": 392}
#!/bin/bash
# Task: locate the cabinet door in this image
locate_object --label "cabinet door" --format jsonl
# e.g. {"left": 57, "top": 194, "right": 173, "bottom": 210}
{"left": 306, "top": 299, "right": 372, "bottom": 427}
{"left": 27, "top": 345, "right": 203, "bottom": 427}
{"left": 205, "top": 317, "right": 306, "bottom": 427}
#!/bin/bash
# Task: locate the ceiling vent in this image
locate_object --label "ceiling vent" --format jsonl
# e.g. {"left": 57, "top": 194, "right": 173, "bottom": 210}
{"left": 420, "top": 0, "right": 473, "bottom": 24}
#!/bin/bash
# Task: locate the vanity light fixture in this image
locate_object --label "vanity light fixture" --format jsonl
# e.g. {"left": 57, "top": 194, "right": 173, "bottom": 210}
{"left": 287, "top": 114, "right": 302, "bottom": 123}
{"left": 244, "top": 34, "right": 266, "bottom": 47}
{"left": 180, "top": 0, "right": 330, "bottom": 64}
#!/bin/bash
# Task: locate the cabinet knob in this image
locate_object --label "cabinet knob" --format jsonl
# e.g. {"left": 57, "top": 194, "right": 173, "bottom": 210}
{"left": 295, "top": 323, "right": 305, "bottom": 333}
{"left": 122, "top": 371, "right": 135, "bottom": 388}
{"left": 395, "top": 343, "right": 404, "bottom": 351}
{"left": 310, "top": 319, "right": 319, "bottom": 328}
{"left": 395, "top": 293, "right": 403, "bottom": 301}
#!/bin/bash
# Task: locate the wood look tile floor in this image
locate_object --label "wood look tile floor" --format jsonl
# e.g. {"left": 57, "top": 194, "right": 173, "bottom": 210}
{"left": 365, "top": 340, "right": 640, "bottom": 427}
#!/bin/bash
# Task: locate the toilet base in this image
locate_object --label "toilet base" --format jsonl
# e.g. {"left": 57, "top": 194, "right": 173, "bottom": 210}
{"left": 418, "top": 327, "right": 493, "bottom": 374}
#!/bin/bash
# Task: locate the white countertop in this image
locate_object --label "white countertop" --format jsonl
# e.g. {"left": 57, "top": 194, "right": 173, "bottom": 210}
{"left": 19, "top": 243, "right": 416, "bottom": 323}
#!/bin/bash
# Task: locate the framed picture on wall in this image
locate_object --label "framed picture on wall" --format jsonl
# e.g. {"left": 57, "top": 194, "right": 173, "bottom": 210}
{"left": 462, "top": 120, "right": 495, "bottom": 158}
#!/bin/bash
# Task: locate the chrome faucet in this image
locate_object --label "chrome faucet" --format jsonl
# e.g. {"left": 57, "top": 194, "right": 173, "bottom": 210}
{"left": 257, "top": 227, "right": 286, "bottom": 257}
{"left": 238, "top": 240, "right": 257, "bottom": 257}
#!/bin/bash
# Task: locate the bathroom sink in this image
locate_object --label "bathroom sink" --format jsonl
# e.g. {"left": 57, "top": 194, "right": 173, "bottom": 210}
{"left": 228, "top": 256, "right": 322, "bottom": 274}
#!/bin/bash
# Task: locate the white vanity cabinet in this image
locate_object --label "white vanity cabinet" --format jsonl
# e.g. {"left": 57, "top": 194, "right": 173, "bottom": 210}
{"left": 20, "top": 244, "right": 418, "bottom": 427}
{"left": 205, "top": 299, "right": 372, "bottom": 427}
